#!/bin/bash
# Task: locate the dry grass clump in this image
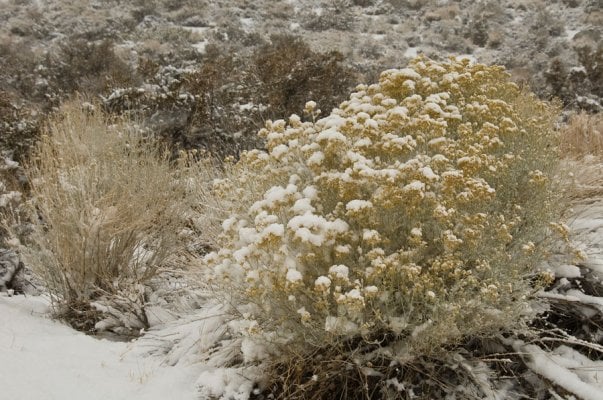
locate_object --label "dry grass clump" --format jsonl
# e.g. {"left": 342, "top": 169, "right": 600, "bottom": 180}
{"left": 559, "top": 111, "right": 603, "bottom": 158}
{"left": 204, "top": 57, "right": 561, "bottom": 397}
{"left": 558, "top": 111, "right": 603, "bottom": 203}
{"left": 16, "top": 101, "right": 206, "bottom": 334}
{"left": 559, "top": 158, "right": 603, "bottom": 205}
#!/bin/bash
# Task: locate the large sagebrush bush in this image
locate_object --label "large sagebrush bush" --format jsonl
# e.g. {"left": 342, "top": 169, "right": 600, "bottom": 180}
{"left": 17, "top": 102, "right": 201, "bottom": 334}
{"left": 205, "top": 56, "right": 560, "bottom": 393}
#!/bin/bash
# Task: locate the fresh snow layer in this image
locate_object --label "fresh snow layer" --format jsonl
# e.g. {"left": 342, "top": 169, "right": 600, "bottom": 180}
{"left": 514, "top": 342, "right": 603, "bottom": 400}
{"left": 0, "top": 295, "right": 203, "bottom": 400}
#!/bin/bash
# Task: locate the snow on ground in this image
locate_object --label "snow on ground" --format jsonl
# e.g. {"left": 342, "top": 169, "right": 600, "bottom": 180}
{"left": 512, "top": 341, "right": 603, "bottom": 400}
{"left": 0, "top": 295, "right": 203, "bottom": 400}
{"left": 569, "top": 200, "right": 603, "bottom": 276}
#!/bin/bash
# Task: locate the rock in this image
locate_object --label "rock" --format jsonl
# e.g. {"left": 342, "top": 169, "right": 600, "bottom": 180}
{"left": 0, "top": 249, "right": 23, "bottom": 293}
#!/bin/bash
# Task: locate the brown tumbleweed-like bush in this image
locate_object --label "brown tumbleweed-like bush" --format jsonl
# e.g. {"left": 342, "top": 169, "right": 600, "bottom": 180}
{"left": 20, "top": 101, "right": 202, "bottom": 334}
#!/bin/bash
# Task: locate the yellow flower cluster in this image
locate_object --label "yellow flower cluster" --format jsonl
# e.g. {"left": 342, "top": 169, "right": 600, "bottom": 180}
{"left": 207, "top": 57, "right": 560, "bottom": 354}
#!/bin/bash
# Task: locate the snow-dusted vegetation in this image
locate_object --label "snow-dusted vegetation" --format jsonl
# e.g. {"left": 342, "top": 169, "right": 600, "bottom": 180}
{"left": 0, "top": 1, "right": 602, "bottom": 399}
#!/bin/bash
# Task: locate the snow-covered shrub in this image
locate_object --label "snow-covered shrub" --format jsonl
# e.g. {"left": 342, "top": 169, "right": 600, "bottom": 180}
{"left": 100, "top": 35, "right": 357, "bottom": 159}
{"left": 44, "top": 38, "right": 138, "bottom": 99}
{"left": 254, "top": 34, "right": 358, "bottom": 120}
{"left": 183, "top": 35, "right": 357, "bottom": 157}
{"left": 545, "top": 44, "right": 603, "bottom": 112}
{"left": 301, "top": 2, "right": 353, "bottom": 32}
{"left": 18, "top": 101, "right": 200, "bottom": 334}
{"left": 204, "top": 56, "right": 560, "bottom": 394}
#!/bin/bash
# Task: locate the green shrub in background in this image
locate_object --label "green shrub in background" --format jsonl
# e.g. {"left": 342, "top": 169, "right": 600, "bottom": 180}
{"left": 205, "top": 56, "right": 561, "bottom": 397}
{"left": 182, "top": 34, "right": 357, "bottom": 157}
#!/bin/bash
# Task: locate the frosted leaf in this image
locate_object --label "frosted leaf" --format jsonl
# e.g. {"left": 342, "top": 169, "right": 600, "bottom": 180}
{"left": 316, "top": 128, "right": 348, "bottom": 144}
{"left": 335, "top": 244, "right": 351, "bottom": 254}
{"left": 261, "top": 223, "right": 284, "bottom": 238}
{"left": 297, "top": 307, "right": 311, "bottom": 321}
{"left": 291, "top": 198, "right": 315, "bottom": 215}
{"left": 420, "top": 166, "right": 438, "bottom": 181}
{"left": 410, "top": 227, "right": 422, "bottom": 237}
{"left": 386, "top": 68, "right": 421, "bottom": 80}
{"left": 330, "top": 219, "right": 349, "bottom": 233}
{"left": 241, "top": 337, "right": 270, "bottom": 363}
{"left": 424, "top": 102, "right": 444, "bottom": 116}
{"left": 270, "top": 144, "right": 288, "bottom": 159}
{"left": 353, "top": 138, "right": 372, "bottom": 148}
{"left": 246, "top": 270, "right": 259, "bottom": 282}
{"left": 314, "top": 276, "right": 332, "bottom": 289}
{"left": 289, "top": 114, "right": 301, "bottom": 124}
{"left": 222, "top": 217, "right": 237, "bottom": 232}
{"left": 233, "top": 247, "right": 251, "bottom": 263}
{"left": 324, "top": 316, "right": 359, "bottom": 335}
{"left": 307, "top": 151, "right": 325, "bottom": 166}
{"left": 286, "top": 269, "right": 303, "bottom": 283}
{"left": 304, "top": 100, "right": 317, "bottom": 111}
{"left": 238, "top": 228, "right": 258, "bottom": 245}
{"left": 302, "top": 185, "right": 318, "bottom": 200}
{"left": 292, "top": 227, "right": 323, "bottom": 246}
{"left": 320, "top": 114, "right": 347, "bottom": 130}
{"left": 364, "top": 286, "right": 378, "bottom": 294}
{"left": 346, "top": 199, "right": 373, "bottom": 212}
{"left": 428, "top": 137, "right": 447, "bottom": 147}
{"left": 254, "top": 211, "right": 278, "bottom": 226}
{"left": 329, "top": 265, "right": 349, "bottom": 280}
{"left": 387, "top": 106, "right": 409, "bottom": 118}
{"left": 403, "top": 80, "right": 416, "bottom": 90}
{"left": 362, "top": 229, "right": 381, "bottom": 242}
{"left": 403, "top": 180, "right": 425, "bottom": 192}
{"left": 442, "top": 170, "right": 463, "bottom": 179}
{"left": 357, "top": 112, "right": 370, "bottom": 121}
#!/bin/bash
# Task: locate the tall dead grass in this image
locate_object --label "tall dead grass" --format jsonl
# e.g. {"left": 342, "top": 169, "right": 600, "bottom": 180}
{"left": 559, "top": 111, "right": 603, "bottom": 158}
{"left": 18, "top": 101, "right": 218, "bottom": 331}
{"left": 558, "top": 112, "right": 603, "bottom": 204}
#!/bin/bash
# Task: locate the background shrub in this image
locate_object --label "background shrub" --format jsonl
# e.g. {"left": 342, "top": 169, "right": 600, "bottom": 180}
{"left": 183, "top": 45, "right": 262, "bottom": 156}
{"left": 253, "top": 35, "right": 358, "bottom": 120}
{"left": 100, "top": 35, "right": 357, "bottom": 159}
{"left": 0, "top": 90, "right": 40, "bottom": 162}
{"left": 576, "top": 43, "right": 603, "bottom": 99}
{"left": 135, "top": 35, "right": 359, "bottom": 157}
{"left": 205, "top": 57, "right": 560, "bottom": 396}
{"left": 0, "top": 38, "right": 39, "bottom": 99}
{"left": 44, "top": 38, "right": 139, "bottom": 99}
